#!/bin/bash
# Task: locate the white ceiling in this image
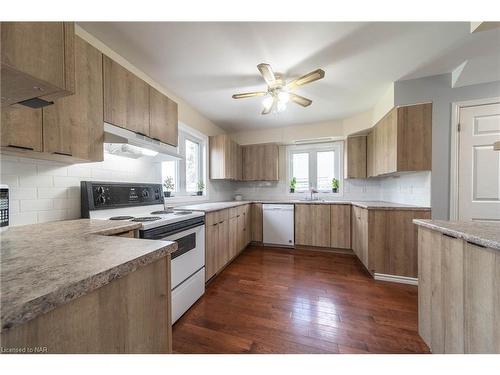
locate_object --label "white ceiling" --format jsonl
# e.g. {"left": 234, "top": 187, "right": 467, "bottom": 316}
{"left": 79, "top": 22, "right": 500, "bottom": 132}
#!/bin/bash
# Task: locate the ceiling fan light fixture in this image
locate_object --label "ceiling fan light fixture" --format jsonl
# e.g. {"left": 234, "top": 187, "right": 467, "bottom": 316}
{"left": 278, "top": 91, "right": 290, "bottom": 104}
{"left": 262, "top": 95, "right": 274, "bottom": 109}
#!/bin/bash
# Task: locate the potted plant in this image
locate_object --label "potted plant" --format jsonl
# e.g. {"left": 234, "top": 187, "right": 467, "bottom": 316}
{"left": 289, "top": 177, "right": 297, "bottom": 193}
{"left": 163, "top": 176, "right": 174, "bottom": 197}
{"left": 196, "top": 181, "right": 205, "bottom": 196}
{"left": 331, "top": 178, "right": 339, "bottom": 193}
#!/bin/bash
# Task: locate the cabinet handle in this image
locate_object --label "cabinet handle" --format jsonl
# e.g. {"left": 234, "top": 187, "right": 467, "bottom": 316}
{"left": 237, "top": 215, "right": 240, "bottom": 217}
{"left": 219, "top": 221, "right": 224, "bottom": 224}
{"left": 467, "top": 240, "right": 486, "bottom": 248}
{"left": 8, "top": 144, "right": 34, "bottom": 151}
{"left": 212, "top": 223, "right": 218, "bottom": 226}
{"left": 136, "top": 131, "right": 147, "bottom": 137}
{"left": 53, "top": 151, "right": 72, "bottom": 157}
{"left": 443, "top": 233, "right": 457, "bottom": 239}
{"left": 152, "top": 137, "right": 161, "bottom": 142}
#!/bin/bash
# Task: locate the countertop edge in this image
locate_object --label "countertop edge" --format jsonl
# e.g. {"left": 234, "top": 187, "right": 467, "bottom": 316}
{"left": 413, "top": 219, "right": 500, "bottom": 251}
{"left": 179, "top": 200, "right": 431, "bottom": 212}
{"left": 1, "top": 238, "right": 177, "bottom": 333}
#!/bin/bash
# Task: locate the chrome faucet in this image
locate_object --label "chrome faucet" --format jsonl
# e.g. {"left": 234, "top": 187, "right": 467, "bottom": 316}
{"left": 309, "top": 188, "right": 318, "bottom": 201}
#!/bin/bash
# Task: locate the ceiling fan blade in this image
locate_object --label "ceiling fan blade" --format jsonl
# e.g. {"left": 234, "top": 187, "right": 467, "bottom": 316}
{"left": 232, "top": 92, "right": 267, "bottom": 99}
{"left": 257, "top": 63, "right": 276, "bottom": 85}
{"left": 262, "top": 95, "right": 277, "bottom": 115}
{"left": 290, "top": 93, "right": 312, "bottom": 107}
{"left": 287, "top": 69, "right": 325, "bottom": 89}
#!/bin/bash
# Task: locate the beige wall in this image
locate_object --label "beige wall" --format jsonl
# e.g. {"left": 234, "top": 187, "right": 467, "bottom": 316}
{"left": 230, "top": 119, "right": 344, "bottom": 145}
{"left": 75, "top": 25, "right": 225, "bottom": 137}
{"left": 371, "top": 82, "right": 395, "bottom": 125}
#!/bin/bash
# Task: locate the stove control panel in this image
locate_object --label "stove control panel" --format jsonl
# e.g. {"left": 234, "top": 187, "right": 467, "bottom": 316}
{"left": 81, "top": 181, "right": 163, "bottom": 216}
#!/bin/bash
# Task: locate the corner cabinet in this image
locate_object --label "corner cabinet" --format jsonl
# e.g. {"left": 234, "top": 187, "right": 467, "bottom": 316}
{"left": 344, "top": 136, "right": 367, "bottom": 179}
{"left": 1, "top": 36, "right": 104, "bottom": 162}
{"left": 1, "top": 22, "right": 75, "bottom": 106}
{"left": 209, "top": 134, "right": 242, "bottom": 180}
{"left": 367, "top": 103, "right": 432, "bottom": 177}
{"left": 242, "top": 143, "right": 279, "bottom": 181}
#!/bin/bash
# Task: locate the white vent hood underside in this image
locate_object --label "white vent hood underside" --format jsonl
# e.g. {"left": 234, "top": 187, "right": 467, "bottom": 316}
{"left": 104, "top": 122, "right": 183, "bottom": 161}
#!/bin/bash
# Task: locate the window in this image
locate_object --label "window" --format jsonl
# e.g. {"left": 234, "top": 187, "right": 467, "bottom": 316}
{"left": 161, "top": 126, "right": 206, "bottom": 197}
{"left": 287, "top": 142, "right": 343, "bottom": 194}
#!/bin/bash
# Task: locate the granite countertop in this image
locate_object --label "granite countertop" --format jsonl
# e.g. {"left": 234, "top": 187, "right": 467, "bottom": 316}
{"left": 413, "top": 219, "right": 500, "bottom": 251}
{"left": 179, "top": 200, "right": 429, "bottom": 212}
{"left": 0, "top": 219, "right": 177, "bottom": 332}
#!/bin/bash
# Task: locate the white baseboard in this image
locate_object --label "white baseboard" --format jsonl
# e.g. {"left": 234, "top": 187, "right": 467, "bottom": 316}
{"left": 374, "top": 273, "right": 418, "bottom": 285}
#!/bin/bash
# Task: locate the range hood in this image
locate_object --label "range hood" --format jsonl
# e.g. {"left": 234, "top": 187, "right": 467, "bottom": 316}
{"left": 104, "top": 123, "right": 183, "bottom": 161}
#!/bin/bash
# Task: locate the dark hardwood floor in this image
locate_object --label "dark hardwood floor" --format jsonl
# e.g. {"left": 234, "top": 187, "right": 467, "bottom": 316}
{"left": 172, "top": 245, "right": 430, "bottom": 354}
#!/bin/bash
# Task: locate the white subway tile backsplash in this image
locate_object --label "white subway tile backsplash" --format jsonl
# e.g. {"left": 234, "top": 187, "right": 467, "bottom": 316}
{"left": 37, "top": 187, "right": 68, "bottom": 199}
{"left": 20, "top": 199, "right": 53, "bottom": 212}
{"left": 66, "top": 165, "right": 91, "bottom": 178}
{"left": 53, "top": 176, "right": 80, "bottom": 188}
{"left": 37, "top": 164, "right": 68, "bottom": 176}
{"left": 19, "top": 174, "right": 53, "bottom": 187}
{"left": 1, "top": 161, "right": 37, "bottom": 175}
{"left": 37, "top": 210, "right": 68, "bottom": 223}
{"left": 9, "top": 199, "right": 20, "bottom": 215}
{"left": 10, "top": 187, "right": 37, "bottom": 200}
{"left": 0, "top": 174, "right": 19, "bottom": 188}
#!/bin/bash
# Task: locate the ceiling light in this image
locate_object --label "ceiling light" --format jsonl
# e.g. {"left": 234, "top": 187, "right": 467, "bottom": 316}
{"left": 262, "top": 95, "right": 274, "bottom": 109}
{"left": 277, "top": 101, "right": 287, "bottom": 112}
{"left": 278, "top": 91, "right": 290, "bottom": 104}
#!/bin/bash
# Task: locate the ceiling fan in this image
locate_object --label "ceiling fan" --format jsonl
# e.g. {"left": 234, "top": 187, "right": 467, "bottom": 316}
{"left": 232, "top": 63, "right": 325, "bottom": 115}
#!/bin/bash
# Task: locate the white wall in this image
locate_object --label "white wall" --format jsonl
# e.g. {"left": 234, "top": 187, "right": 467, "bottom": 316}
{"left": 394, "top": 74, "right": 500, "bottom": 219}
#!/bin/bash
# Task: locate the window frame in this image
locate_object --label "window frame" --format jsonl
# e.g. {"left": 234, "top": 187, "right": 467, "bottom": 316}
{"left": 161, "top": 123, "right": 208, "bottom": 202}
{"left": 287, "top": 141, "right": 344, "bottom": 196}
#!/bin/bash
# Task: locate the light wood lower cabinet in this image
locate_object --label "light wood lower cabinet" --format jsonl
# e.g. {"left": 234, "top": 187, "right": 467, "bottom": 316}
{"left": 1, "top": 257, "right": 172, "bottom": 353}
{"left": 205, "top": 205, "right": 251, "bottom": 282}
{"left": 418, "top": 227, "right": 500, "bottom": 353}
{"left": 330, "top": 204, "right": 351, "bottom": 249}
{"left": 250, "top": 203, "right": 263, "bottom": 242}
{"left": 351, "top": 206, "right": 431, "bottom": 278}
{"left": 295, "top": 204, "right": 331, "bottom": 248}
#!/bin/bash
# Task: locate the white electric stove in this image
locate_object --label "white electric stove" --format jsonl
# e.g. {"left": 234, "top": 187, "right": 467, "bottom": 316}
{"left": 81, "top": 181, "right": 205, "bottom": 323}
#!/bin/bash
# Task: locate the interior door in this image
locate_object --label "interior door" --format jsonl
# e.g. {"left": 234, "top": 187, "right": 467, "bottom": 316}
{"left": 458, "top": 102, "right": 500, "bottom": 221}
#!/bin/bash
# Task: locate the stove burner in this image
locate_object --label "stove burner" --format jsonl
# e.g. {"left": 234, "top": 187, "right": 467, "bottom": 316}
{"left": 150, "top": 210, "right": 174, "bottom": 215}
{"left": 109, "top": 216, "right": 134, "bottom": 221}
{"left": 131, "top": 216, "right": 162, "bottom": 222}
{"left": 174, "top": 211, "right": 192, "bottom": 215}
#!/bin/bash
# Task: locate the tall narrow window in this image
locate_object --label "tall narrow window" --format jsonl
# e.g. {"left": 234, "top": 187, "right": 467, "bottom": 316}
{"left": 317, "top": 151, "right": 335, "bottom": 191}
{"left": 185, "top": 138, "right": 200, "bottom": 192}
{"left": 292, "top": 152, "right": 309, "bottom": 191}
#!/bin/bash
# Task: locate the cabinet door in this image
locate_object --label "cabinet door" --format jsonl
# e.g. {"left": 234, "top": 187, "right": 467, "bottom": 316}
{"left": 464, "top": 243, "right": 500, "bottom": 353}
{"left": 250, "top": 203, "right": 263, "bottom": 242}
{"left": 103, "top": 55, "right": 149, "bottom": 135}
{"left": 228, "top": 216, "right": 239, "bottom": 260}
{"left": 243, "top": 204, "right": 251, "bottom": 246}
{"left": 149, "top": 87, "right": 178, "bottom": 146}
{"left": 43, "top": 36, "right": 103, "bottom": 161}
{"left": 205, "top": 212, "right": 219, "bottom": 281}
{"left": 344, "top": 136, "right": 367, "bottom": 179}
{"left": 330, "top": 204, "right": 351, "bottom": 249}
{"left": 1, "top": 22, "right": 75, "bottom": 105}
{"left": 242, "top": 143, "right": 279, "bottom": 181}
{"left": 1, "top": 106, "right": 42, "bottom": 151}
{"left": 237, "top": 210, "right": 245, "bottom": 251}
{"left": 352, "top": 206, "right": 368, "bottom": 269}
{"left": 217, "top": 218, "right": 229, "bottom": 270}
{"left": 295, "top": 204, "right": 331, "bottom": 247}
{"left": 366, "top": 131, "right": 375, "bottom": 177}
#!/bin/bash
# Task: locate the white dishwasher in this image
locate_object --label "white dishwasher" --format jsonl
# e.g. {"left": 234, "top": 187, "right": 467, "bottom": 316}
{"left": 263, "top": 204, "right": 294, "bottom": 247}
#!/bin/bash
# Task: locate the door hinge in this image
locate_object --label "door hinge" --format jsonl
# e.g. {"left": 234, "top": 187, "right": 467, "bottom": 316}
{"left": 457, "top": 123, "right": 461, "bottom": 132}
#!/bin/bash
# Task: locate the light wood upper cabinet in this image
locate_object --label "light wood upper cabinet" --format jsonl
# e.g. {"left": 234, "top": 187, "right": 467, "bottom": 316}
{"left": 344, "top": 136, "right": 367, "bottom": 179}
{"left": 42, "top": 36, "right": 104, "bottom": 161}
{"left": 366, "top": 103, "right": 432, "bottom": 177}
{"left": 1, "top": 106, "right": 42, "bottom": 151}
{"left": 1, "top": 22, "right": 75, "bottom": 105}
{"left": 330, "top": 204, "right": 351, "bottom": 249}
{"left": 295, "top": 204, "right": 331, "bottom": 248}
{"left": 209, "top": 134, "right": 241, "bottom": 180}
{"left": 103, "top": 55, "right": 150, "bottom": 135}
{"left": 149, "top": 87, "right": 178, "bottom": 146}
{"left": 242, "top": 143, "right": 279, "bottom": 181}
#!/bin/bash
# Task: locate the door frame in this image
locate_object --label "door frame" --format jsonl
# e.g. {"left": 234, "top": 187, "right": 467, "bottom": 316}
{"left": 449, "top": 96, "right": 500, "bottom": 220}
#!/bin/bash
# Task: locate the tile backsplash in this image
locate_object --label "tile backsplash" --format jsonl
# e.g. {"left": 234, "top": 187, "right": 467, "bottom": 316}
{"left": 0, "top": 154, "right": 161, "bottom": 226}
